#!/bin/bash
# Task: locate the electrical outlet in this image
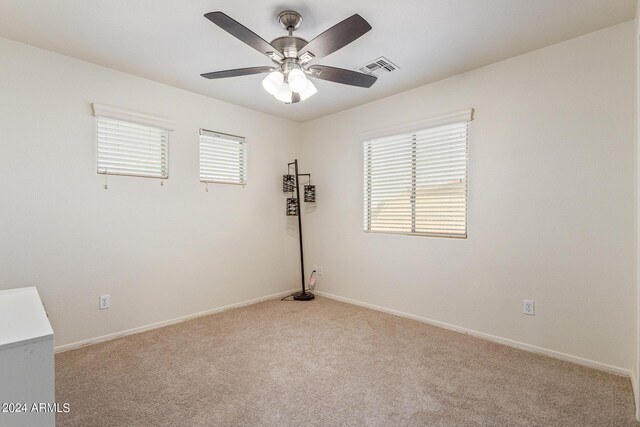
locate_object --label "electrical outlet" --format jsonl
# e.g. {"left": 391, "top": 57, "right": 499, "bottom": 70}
{"left": 313, "top": 265, "right": 323, "bottom": 275}
{"left": 523, "top": 299, "right": 534, "bottom": 316}
{"left": 99, "top": 295, "right": 110, "bottom": 310}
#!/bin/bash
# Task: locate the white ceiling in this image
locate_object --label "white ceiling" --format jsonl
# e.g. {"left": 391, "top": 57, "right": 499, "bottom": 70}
{"left": 0, "top": 1, "right": 635, "bottom": 122}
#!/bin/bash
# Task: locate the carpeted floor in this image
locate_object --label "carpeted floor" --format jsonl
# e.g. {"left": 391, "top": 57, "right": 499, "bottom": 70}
{"left": 55, "top": 296, "right": 638, "bottom": 426}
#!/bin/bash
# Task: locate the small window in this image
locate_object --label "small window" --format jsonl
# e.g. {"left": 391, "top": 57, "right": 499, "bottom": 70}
{"left": 199, "top": 129, "right": 247, "bottom": 185}
{"left": 93, "top": 104, "right": 171, "bottom": 179}
{"left": 363, "top": 111, "right": 472, "bottom": 238}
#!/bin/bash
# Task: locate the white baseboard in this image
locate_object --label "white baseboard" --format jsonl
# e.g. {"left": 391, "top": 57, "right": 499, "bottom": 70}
{"left": 54, "top": 289, "right": 297, "bottom": 353}
{"left": 315, "top": 290, "right": 631, "bottom": 377}
{"left": 55, "top": 287, "right": 632, "bottom": 379}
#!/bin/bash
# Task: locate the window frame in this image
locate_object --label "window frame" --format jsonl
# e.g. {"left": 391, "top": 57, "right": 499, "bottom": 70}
{"left": 361, "top": 109, "right": 473, "bottom": 239}
{"left": 92, "top": 103, "right": 174, "bottom": 180}
{"left": 199, "top": 129, "right": 247, "bottom": 186}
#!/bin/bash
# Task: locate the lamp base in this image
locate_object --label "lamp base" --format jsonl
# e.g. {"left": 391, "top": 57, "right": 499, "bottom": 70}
{"left": 292, "top": 291, "right": 315, "bottom": 301}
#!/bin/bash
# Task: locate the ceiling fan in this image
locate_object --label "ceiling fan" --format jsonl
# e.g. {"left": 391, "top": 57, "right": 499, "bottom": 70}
{"left": 201, "top": 10, "right": 377, "bottom": 104}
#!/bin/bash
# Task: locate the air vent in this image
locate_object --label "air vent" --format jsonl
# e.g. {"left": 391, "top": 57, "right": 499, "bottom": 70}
{"left": 359, "top": 56, "right": 399, "bottom": 76}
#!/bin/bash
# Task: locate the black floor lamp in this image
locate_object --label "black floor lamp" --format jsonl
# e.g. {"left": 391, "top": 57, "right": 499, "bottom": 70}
{"left": 284, "top": 159, "right": 316, "bottom": 301}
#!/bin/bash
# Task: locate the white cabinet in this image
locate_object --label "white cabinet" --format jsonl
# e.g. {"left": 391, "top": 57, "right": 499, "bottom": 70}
{"left": 0, "top": 287, "right": 55, "bottom": 427}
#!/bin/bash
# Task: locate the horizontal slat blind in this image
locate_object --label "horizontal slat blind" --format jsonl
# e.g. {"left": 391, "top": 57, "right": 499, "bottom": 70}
{"left": 364, "top": 121, "right": 468, "bottom": 238}
{"left": 199, "top": 130, "right": 246, "bottom": 185}
{"left": 97, "top": 116, "right": 169, "bottom": 178}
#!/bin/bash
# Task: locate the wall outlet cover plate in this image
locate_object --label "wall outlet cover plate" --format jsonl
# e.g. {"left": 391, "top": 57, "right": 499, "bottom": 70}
{"left": 99, "top": 295, "right": 110, "bottom": 310}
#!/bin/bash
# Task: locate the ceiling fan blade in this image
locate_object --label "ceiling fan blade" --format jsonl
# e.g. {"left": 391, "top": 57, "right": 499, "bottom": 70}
{"left": 204, "top": 12, "right": 284, "bottom": 61}
{"left": 201, "top": 66, "right": 275, "bottom": 79}
{"left": 298, "top": 14, "right": 371, "bottom": 61}
{"left": 308, "top": 65, "right": 377, "bottom": 88}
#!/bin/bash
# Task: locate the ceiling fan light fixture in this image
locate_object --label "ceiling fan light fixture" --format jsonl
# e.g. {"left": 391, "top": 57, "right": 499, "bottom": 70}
{"left": 262, "top": 71, "right": 284, "bottom": 95}
{"left": 288, "top": 68, "right": 309, "bottom": 93}
{"left": 274, "top": 83, "right": 293, "bottom": 103}
{"left": 299, "top": 80, "right": 317, "bottom": 101}
{"left": 201, "top": 11, "right": 377, "bottom": 105}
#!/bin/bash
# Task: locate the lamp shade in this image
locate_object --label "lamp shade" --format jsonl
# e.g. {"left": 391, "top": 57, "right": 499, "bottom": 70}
{"left": 283, "top": 174, "right": 295, "bottom": 192}
{"left": 274, "top": 83, "right": 293, "bottom": 103}
{"left": 288, "top": 68, "right": 308, "bottom": 93}
{"left": 286, "top": 198, "right": 298, "bottom": 216}
{"left": 262, "top": 71, "right": 284, "bottom": 96}
{"left": 304, "top": 185, "right": 316, "bottom": 202}
{"left": 299, "top": 80, "right": 317, "bottom": 101}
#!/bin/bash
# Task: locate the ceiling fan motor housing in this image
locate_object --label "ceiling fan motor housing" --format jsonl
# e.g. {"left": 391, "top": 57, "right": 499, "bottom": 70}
{"left": 270, "top": 36, "right": 308, "bottom": 59}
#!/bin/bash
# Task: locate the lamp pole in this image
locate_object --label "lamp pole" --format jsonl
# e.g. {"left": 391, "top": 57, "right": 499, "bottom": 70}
{"left": 290, "top": 159, "right": 314, "bottom": 301}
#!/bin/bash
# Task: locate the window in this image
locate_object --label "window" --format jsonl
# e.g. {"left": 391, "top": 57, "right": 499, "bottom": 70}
{"left": 199, "top": 129, "right": 247, "bottom": 185}
{"left": 363, "top": 110, "right": 472, "bottom": 238}
{"left": 93, "top": 104, "right": 172, "bottom": 179}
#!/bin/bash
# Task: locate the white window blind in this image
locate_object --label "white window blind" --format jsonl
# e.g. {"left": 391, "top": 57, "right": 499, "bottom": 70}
{"left": 93, "top": 104, "right": 173, "bottom": 179}
{"left": 363, "top": 111, "right": 472, "bottom": 238}
{"left": 199, "top": 129, "right": 247, "bottom": 185}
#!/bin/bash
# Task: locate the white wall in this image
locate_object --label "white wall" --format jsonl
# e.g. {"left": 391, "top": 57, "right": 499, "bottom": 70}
{"left": 0, "top": 37, "right": 302, "bottom": 348}
{"left": 301, "top": 22, "right": 636, "bottom": 370}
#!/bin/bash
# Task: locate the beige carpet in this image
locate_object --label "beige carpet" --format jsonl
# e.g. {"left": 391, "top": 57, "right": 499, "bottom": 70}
{"left": 55, "top": 296, "right": 638, "bottom": 426}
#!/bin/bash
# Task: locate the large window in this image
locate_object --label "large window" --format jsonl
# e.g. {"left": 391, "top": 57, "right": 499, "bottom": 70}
{"left": 363, "top": 111, "right": 472, "bottom": 238}
{"left": 199, "top": 129, "right": 247, "bottom": 185}
{"left": 94, "top": 104, "right": 172, "bottom": 179}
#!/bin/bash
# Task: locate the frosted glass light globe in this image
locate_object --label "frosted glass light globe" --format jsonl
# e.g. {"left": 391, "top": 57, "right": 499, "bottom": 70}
{"left": 299, "top": 80, "right": 317, "bottom": 101}
{"left": 274, "top": 83, "right": 293, "bottom": 103}
{"left": 262, "top": 71, "right": 284, "bottom": 96}
{"left": 288, "top": 68, "right": 308, "bottom": 93}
